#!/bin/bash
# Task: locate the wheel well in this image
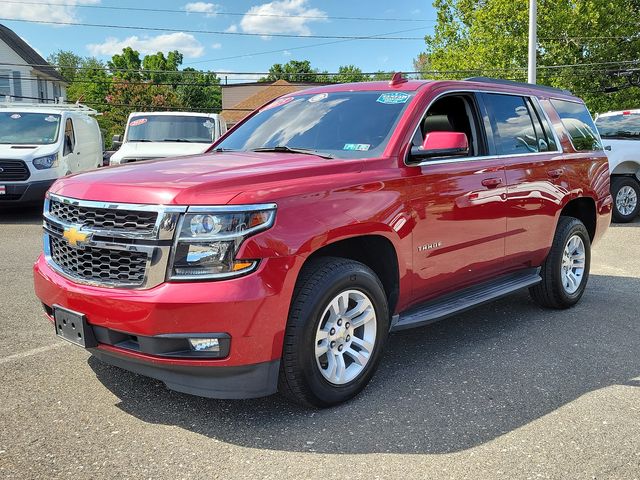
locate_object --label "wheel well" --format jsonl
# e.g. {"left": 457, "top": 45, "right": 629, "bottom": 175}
{"left": 304, "top": 235, "right": 400, "bottom": 314}
{"left": 560, "top": 197, "right": 596, "bottom": 240}
{"left": 611, "top": 161, "right": 640, "bottom": 177}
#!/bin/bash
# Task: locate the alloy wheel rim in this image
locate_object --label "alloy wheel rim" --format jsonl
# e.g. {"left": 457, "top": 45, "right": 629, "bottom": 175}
{"left": 616, "top": 186, "right": 638, "bottom": 216}
{"left": 561, "top": 234, "right": 586, "bottom": 294}
{"left": 314, "top": 289, "right": 377, "bottom": 385}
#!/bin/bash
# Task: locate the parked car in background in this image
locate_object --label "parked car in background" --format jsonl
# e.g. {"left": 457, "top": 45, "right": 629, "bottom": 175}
{"left": 595, "top": 109, "right": 640, "bottom": 222}
{"left": 34, "top": 77, "right": 611, "bottom": 407}
{"left": 0, "top": 102, "right": 102, "bottom": 204}
{"left": 109, "top": 112, "right": 227, "bottom": 165}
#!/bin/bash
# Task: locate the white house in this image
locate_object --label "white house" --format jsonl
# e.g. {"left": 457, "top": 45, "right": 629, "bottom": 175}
{"left": 0, "top": 24, "right": 67, "bottom": 103}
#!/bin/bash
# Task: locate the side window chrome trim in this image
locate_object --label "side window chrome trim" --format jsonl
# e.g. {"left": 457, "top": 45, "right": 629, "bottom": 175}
{"left": 414, "top": 150, "right": 564, "bottom": 168}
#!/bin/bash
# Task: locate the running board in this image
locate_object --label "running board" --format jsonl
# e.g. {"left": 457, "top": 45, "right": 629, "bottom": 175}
{"left": 391, "top": 269, "right": 541, "bottom": 332}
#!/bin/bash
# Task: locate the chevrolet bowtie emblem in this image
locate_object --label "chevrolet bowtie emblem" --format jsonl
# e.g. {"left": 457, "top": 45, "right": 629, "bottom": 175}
{"left": 62, "top": 227, "right": 92, "bottom": 248}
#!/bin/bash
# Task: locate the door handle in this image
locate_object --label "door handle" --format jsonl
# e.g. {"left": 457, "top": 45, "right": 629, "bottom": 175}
{"left": 481, "top": 177, "right": 503, "bottom": 189}
{"left": 605, "top": 145, "right": 612, "bottom": 151}
{"left": 547, "top": 168, "right": 564, "bottom": 178}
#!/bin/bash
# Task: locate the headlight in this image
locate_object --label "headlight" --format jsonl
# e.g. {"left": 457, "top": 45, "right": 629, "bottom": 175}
{"left": 169, "top": 205, "right": 276, "bottom": 280}
{"left": 33, "top": 153, "right": 59, "bottom": 170}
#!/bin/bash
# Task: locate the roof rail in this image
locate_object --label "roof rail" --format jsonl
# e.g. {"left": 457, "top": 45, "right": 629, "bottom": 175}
{"left": 0, "top": 98, "right": 101, "bottom": 115}
{"left": 464, "top": 77, "right": 572, "bottom": 96}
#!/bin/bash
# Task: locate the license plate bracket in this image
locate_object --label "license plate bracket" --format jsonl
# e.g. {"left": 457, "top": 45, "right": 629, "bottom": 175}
{"left": 53, "top": 305, "right": 98, "bottom": 348}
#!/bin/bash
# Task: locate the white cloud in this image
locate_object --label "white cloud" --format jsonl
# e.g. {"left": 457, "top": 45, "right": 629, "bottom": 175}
{"left": 184, "top": 2, "right": 221, "bottom": 17}
{"left": 4, "top": 0, "right": 99, "bottom": 23}
{"left": 283, "top": 50, "right": 292, "bottom": 56}
{"left": 87, "top": 32, "right": 205, "bottom": 58}
{"left": 217, "top": 69, "right": 263, "bottom": 83}
{"left": 238, "top": 0, "right": 327, "bottom": 36}
{"left": 211, "top": 42, "right": 222, "bottom": 49}
{"left": 225, "top": 24, "right": 239, "bottom": 33}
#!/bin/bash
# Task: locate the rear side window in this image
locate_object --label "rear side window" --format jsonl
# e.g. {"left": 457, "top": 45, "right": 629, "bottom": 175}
{"left": 483, "top": 93, "right": 549, "bottom": 155}
{"left": 595, "top": 112, "right": 640, "bottom": 140}
{"left": 551, "top": 99, "right": 602, "bottom": 151}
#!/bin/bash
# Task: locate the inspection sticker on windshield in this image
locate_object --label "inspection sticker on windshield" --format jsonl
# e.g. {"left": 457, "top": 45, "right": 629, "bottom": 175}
{"left": 261, "top": 96, "right": 294, "bottom": 112}
{"left": 129, "top": 118, "right": 147, "bottom": 127}
{"left": 44, "top": 115, "right": 57, "bottom": 122}
{"left": 308, "top": 93, "right": 328, "bottom": 103}
{"left": 10, "top": 114, "right": 21, "bottom": 119}
{"left": 344, "top": 143, "right": 370, "bottom": 151}
{"left": 376, "top": 93, "right": 410, "bottom": 104}
{"left": 203, "top": 120, "right": 215, "bottom": 129}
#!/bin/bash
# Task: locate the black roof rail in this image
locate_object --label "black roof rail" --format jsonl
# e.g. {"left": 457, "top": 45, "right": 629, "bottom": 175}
{"left": 464, "top": 77, "right": 572, "bottom": 96}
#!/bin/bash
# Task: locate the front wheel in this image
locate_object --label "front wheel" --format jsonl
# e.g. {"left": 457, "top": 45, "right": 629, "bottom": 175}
{"left": 279, "top": 257, "right": 389, "bottom": 408}
{"left": 530, "top": 216, "right": 591, "bottom": 309}
{"left": 611, "top": 176, "right": 640, "bottom": 223}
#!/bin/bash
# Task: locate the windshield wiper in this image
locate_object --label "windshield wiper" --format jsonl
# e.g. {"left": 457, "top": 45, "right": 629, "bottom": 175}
{"left": 251, "top": 146, "right": 334, "bottom": 159}
{"left": 129, "top": 139, "right": 152, "bottom": 142}
{"left": 213, "top": 147, "right": 236, "bottom": 152}
{"left": 163, "top": 138, "right": 194, "bottom": 143}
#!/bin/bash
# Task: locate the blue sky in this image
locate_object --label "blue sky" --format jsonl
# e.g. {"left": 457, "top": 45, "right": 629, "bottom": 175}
{"left": 3, "top": 0, "right": 436, "bottom": 81}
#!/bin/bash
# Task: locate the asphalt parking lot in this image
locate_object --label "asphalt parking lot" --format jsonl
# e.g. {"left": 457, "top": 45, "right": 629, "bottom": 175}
{"left": 0, "top": 205, "right": 638, "bottom": 480}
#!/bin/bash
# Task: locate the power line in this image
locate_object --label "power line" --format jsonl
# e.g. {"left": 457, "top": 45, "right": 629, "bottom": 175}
{"left": 0, "top": 17, "right": 427, "bottom": 40}
{"left": 3, "top": 1, "right": 435, "bottom": 23}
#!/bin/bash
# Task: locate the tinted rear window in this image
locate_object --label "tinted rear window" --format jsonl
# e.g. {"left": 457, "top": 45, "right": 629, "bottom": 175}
{"left": 595, "top": 113, "right": 640, "bottom": 140}
{"left": 551, "top": 99, "right": 602, "bottom": 151}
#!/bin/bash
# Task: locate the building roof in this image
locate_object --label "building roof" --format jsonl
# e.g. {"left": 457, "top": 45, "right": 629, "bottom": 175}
{"left": 0, "top": 24, "right": 66, "bottom": 83}
{"left": 220, "top": 80, "right": 319, "bottom": 125}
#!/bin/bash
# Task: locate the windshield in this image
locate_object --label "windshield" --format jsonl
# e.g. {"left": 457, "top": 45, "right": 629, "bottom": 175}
{"left": 216, "top": 91, "right": 415, "bottom": 159}
{"left": 596, "top": 113, "right": 640, "bottom": 140}
{"left": 125, "top": 115, "right": 216, "bottom": 143}
{"left": 0, "top": 112, "right": 61, "bottom": 145}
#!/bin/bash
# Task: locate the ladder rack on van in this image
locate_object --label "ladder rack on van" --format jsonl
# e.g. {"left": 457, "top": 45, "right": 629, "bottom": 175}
{"left": 0, "top": 99, "right": 101, "bottom": 116}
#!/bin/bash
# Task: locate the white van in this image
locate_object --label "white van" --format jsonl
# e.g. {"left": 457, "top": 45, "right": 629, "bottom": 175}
{"left": 109, "top": 111, "right": 226, "bottom": 165}
{"left": 0, "top": 102, "right": 102, "bottom": 204}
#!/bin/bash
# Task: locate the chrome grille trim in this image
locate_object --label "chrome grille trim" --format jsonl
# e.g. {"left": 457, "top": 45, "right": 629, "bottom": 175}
{"left": 43, "top": 194, "right": 187, "bottom": 289}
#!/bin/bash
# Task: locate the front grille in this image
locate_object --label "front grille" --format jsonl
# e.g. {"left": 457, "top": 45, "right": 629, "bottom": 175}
{"left": 0, "top": 160, "right": 30, "bottom": 181}
{"left": 49, "top": 236, "right": 147, "bottom": 285}
{"left": 50, "top": 198, "right": 158, "bottom": 234}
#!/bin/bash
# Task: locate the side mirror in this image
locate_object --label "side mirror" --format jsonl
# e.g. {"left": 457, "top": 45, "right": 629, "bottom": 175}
{"left": 112, "top": 134, "right": 123, "bottom": 150}
{"left": 410, "top": 131, "right": 469, "bottom": 161}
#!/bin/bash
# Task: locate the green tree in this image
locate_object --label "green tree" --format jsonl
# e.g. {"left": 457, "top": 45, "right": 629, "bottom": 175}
{"left": 177, "top": 68, "right": 222, "bottom": 112}
{"left": 333, "top": 65, "right": 370, "bottom": 83}
{"left": 415, "top": 0, "right": 640, "bottom": 112}
{"left": 109, "top": 47, "right": 142, "bottom": 80}
{"left": 261, "top": 60, "right": 319, "bottom": 82}
{"left": 142, "top": 50, "right": 183, "bottom": 83}
{"left": 47, "top": 50, "right": 82, "bottom": 82}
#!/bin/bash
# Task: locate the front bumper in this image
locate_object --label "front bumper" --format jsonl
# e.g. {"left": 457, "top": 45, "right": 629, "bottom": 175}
{"left": 0, "top": 179, "right": 55, "bottom": 203}
{"left": 34, "top": 253, "right": 300, "bottom": 398}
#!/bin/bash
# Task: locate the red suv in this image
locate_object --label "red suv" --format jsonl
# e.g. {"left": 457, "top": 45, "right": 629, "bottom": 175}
{"left": 34, "top": 76, "right": 612, "bottom": 407}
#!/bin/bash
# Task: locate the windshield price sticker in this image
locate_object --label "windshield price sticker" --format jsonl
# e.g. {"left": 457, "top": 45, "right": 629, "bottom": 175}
{"left": 203, "top": 120, "right": 215, "bottom": 129}
{"left": 343, "top": 143, "right": 370, "bottom": 151}
{"left": 308, "top": 93, "right": 328, "bottom": 103}
{"left": 129, "top": 118, "right": 148, "bottom": 127}
{"left": 377, "top": 93, "right": 410, "bottom": 105}
{"left": 44, "top": 115, "right": 57, "bottom": 122}
{"left": 261, "top": 96, "right": 295, "bottom": 112}
{"left": 10, "top": 114, "right": 21, "bottom": 119}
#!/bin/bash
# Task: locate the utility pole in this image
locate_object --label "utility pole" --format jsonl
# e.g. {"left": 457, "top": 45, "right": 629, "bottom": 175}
{"left": 528, "top": 0, "right": 537, "bottom": 84}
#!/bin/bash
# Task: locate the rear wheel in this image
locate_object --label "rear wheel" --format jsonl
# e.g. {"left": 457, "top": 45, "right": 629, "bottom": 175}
{"left": 611, "top": 176, "right": 640, "bottom": 223}
{"left": 530, "top": 216, "right": 591, "bottom": 309}
{"left": 279, "top": 257, "right": 389, "bottom": 408}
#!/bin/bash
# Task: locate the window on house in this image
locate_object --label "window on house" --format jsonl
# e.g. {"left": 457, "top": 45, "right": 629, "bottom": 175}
{"left": 0, "top": 70, "right": 11, "bottom": 99}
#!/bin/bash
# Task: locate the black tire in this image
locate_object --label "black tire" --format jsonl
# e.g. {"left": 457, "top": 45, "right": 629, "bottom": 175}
{"left": 279, "top": 257, "right": 389, "bottom": 408}
{"left": 530, "top": 216, "right": 591, "bottom": 309}
{"left": 611, "top": 176, "right": 640, "bottom": 223}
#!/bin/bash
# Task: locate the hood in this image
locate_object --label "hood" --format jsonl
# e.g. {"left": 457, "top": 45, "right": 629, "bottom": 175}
{"left": 51, "top": 151, "right": 364, "bottom": 205}
{"left": 0, "top": 144, "right": 58, "bottom": 160}
{"left": 110, "top": 141, "right": 211, "bottom": 161}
